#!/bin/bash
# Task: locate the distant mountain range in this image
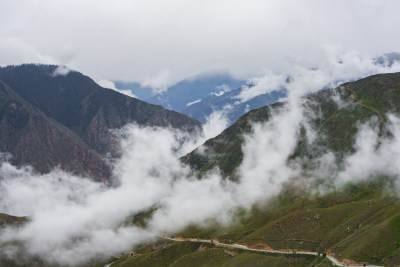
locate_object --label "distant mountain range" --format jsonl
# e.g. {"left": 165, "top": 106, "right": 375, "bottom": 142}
{"left": 0, "top": 64, "right": 200, "bottom": 181}
{"left": 146, "top": 72, "right": 245, "bottom": 112}
{"left": 181, "top": 86, "right": 286, "bottom": 124}
{"left": 115, "top": 73, "right": 286, "bottom": 125}
{"left": 113, "top": 52, "right": 400, "bottom": 126}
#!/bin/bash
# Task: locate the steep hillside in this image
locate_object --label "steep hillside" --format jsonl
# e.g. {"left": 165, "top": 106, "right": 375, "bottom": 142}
{"left": 161, "top": 178, "right": 400, "bottom": 266}
{"left": 3, "top": 72, "right": 400, "bottom": 266}
{"left": 0, "top": 80, "right": 111, "bottom": 180}
{"left": 0, "top": 64, "right": 201, "bottom": 156}
{"left": 111, "top": 240, "right": 334, "bottom": 267}
{"left": 119, "top": 73, "right": 400, "bottom": 266}
{"left": 182, "top": 72, "right": 400, "bottom": 177}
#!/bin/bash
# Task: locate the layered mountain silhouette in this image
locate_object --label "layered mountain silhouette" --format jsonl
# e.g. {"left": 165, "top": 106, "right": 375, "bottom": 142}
{"left": 3, "top": 69, "right": 400, "bottom": 266}
{"left": 133, "top": 72, "right": 285, "bottom": 125}
{"left": 181, "top": 86, "right": 286, "bottom": 124}
{"left": 0, "top": 64, "right": 200, "bottom": 180}
{"left": 146, "top": 72, "right": 245, "bottom": 112}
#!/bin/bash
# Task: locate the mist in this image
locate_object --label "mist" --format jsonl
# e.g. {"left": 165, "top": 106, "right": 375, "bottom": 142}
{"left": 1, "top": 59, "right": 400, "bottom": 266}
{"left": 238, "top": 46, "right": 400, "bottom": 103}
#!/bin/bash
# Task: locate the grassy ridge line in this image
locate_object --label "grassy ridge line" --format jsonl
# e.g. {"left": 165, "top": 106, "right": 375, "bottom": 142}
{"left": 349, "top": 92, "right": 385, "bottom": 125}
{"left": 156, "top": 235, "right": 379, "bottom": 267}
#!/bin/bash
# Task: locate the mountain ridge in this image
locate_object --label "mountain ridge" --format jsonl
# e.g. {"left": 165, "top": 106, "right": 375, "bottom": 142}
{"left": 182, "top": 72, "right": 400, "bottom": 178}
{"left": 146, "top": 72, "right": 245, "bottom": 112}
{"left": 0, "top": 64, "right": 201, "bottom": 179}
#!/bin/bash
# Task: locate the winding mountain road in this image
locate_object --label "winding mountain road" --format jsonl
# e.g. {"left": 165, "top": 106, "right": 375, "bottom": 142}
{"left": 105, "top": 235, "right": 382, "bottom": 267}
{"left": 158, "top": 235, "right": 381, "bottom": 267}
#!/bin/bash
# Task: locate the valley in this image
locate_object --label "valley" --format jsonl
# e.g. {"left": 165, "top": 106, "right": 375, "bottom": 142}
{"left": 2, "top": 69, "right": 400, "bottom": 266}
{"left": 2, "top": 2, "right": 400, "bottom": 266}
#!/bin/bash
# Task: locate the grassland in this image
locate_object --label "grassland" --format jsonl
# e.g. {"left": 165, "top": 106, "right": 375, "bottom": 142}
{"left": 109, "top": 178, "right": 399, "bottom": 266}
{"left": 111, "top": 240, "right": 334, "bottom": 267}
{"left": 4, "top": 73, "right": 400, "bottom": 266}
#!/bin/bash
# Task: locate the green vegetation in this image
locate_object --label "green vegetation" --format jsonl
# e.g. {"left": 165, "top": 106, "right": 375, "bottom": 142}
{"left": 0, "top": 213, "right": 27, "bottom": 227}
{"left": 3, "top": 71, "right": 400, "bottom": 266}
{"left": 111, "top": 241, "right": 334, "bottom": 267}
{"left": 105, "top": 73, "right": 400, "bottom": 266}
{"left": 116, "top": 179, "right": 400, "bottom": 266}
{"left": 183, "top": 73, "right": 400, "bottom": 178}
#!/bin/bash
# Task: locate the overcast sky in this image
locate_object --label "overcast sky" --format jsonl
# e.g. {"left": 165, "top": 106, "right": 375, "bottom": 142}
{"left": 1, "top": 0, "right": 399, "bottom": 87}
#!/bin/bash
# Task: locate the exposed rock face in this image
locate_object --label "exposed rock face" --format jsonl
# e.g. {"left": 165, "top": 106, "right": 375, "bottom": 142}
{"left": 0, "top": 81, "right": 111, "bottom": 180}
{"left": 0, "top": 64, "right": 201, "bottom": 180}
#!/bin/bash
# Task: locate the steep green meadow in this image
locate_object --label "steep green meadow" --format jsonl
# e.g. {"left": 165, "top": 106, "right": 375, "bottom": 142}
{"left": 113, "top": 178, "right": 399, "bottom": 266}
{"left": 3, "top": 72, "right": 400, "bottom": 266}
{"left": 120, "top": 73, "right": 400, "bottom": 266}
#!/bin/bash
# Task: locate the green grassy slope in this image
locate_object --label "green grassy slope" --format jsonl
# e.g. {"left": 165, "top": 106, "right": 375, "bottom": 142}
{"left": 3, "top": 73, "right": 400, "bottom": 266}
{"left": 111, "top": 241, "right": 334, "bottom": 267}
{"left": 167, "top": 179, "right": 398, "bottom": 266}
{"left": 182, "top": 72, "right": 400, "bottom": 178}
{"left": 125, "top": 73, "right": 400, "bottom": 266}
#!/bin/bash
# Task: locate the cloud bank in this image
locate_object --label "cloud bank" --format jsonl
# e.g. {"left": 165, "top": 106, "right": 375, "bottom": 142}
{"left": 1, "top": 63, "right": 400, "bottom": 266}
{"left": 236, "top": 46, "right": 400, "bottom": 103}
{"left": 1, "top": 93, "right": 400, "bottom": 265}
{"left": 1, "top": 0, "right": 400, "bottom": 86}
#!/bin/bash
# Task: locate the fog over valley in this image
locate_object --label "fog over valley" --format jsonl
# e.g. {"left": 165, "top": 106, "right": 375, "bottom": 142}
{"left": 1, "top": 1, "right": 400, "bottom": 266}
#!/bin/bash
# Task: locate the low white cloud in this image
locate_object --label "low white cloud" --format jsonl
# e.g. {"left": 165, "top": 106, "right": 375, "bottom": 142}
{"left": 201, "top": 106, "right": 231, "bottom": 139}
{"left": 186, "top": 99, "right": 201, "bottom": 107}
{"left": 140, "top": 69, "right": 172, "bottom": 94}
{"left": 0, "top": 122, "right": 234, "bottom": 265}
{"left": 210, "top": 84, "right": 231, "bottom": 97}
{"left": 235, "top": 46, "right": 400, "bottom": 103}
{"left": 2, "top": 48, "right": 400, "bottom": 266}
{"left": 96, "top": 79, "right": 137, "bottom": 98}
{"left": 1, "top": 92, "right": 400, "bottom": 265}
{"left": 235, "top": 102, "right": 304, "bottom": 204}
{"left": 52, "top": 65, "right": 72, "bottom": 76}
{"left": 237, "top": 71, "right": 286, "bottom": 103}
{"left": 337, "top": 115, "right": 400, "bottom": 186}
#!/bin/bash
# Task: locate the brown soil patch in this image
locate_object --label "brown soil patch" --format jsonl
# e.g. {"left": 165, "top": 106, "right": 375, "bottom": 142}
{"left": 224, "top": 249, "right": 238, "bottom": 257}
{"left": 251, "top": 243, "right": 275, "bottom": 251}
{"left": 197, "top": 244, "right": 209, "bottom": 252}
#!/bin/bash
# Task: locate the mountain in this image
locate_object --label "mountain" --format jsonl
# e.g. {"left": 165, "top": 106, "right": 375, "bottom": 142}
{"left": 114, "top": 72, "right": 400, "bottom": 267}
{"left": 144, "top": 52, "right": 400, "bottom": 126}
{"left": 0, "top": 79, "right": 112, "bottom": 180}
{"left": 3, "top": 72, "right": 400, "bottom": 266}
{"left": 182, "top": 72, "right": 400, "bottom": 177}
{"left": 116, "top": 73, "right": 285, "bottom": 126}
{"left": 0, "top": 64, "right": 201, "bottom": 180}
{"left": 181, "top": 86, "right": 286, "bottom": 124}
{"left": 146, "top": 72, "right": 245, "bottom": 112}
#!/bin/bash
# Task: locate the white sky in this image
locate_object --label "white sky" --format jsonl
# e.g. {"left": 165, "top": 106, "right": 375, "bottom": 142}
{"left": 0, "top": 0, "right": 399, "bottom": 87}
